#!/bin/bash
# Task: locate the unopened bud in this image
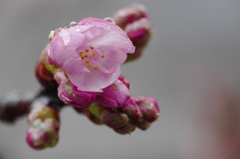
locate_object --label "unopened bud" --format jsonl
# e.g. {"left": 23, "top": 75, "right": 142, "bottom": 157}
{"left": 26, "top": 103, "right": 60, "bottom": 150}
{"left": 26, "top": 125, "right": 59, "bottom": 150}
{"left": 113, "top": 3, "right": 148, "bottom": 29}
{"left": 122, "top": 97, "right": 143, "bottom": 121}
{"left": 135, "top": 96, "right": 160, "bottom": 123}
{"left": 114, "top": 122, "right": 136, "bottom": 135}
{"left": 84, "top": 103, "right": 104, "bottom": 125}
{"left": 55, "top": 69, "right": 96, "bottom": 108}
{"left": 96, "top": 77, "right": 130, "bottom": 109}
{"left": 101, "top": 110, "right": 129, "bottom": 129}
{"left": 118, "top": 75, "right": 130, "bottom": 89}
{"left": 35, "top": 44, "right": 58, "bottom": 89}
{"left": 136, "top": 120, "right": 151, "bottom": 131}
{"left": 125, "top": 18, "right": 151, "bottom": 48}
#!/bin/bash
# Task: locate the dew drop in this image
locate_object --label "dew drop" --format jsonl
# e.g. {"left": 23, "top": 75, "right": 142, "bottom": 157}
{"left": 70, "top": 21, "right": 77, "bottom": 27}
{"left": 104, "top": 17, "right": 115, "bottom": 24}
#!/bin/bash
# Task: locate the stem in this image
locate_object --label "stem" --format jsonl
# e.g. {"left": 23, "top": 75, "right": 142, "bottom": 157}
{"left": 0, "top": 88, "right": 65, "bottom": 123}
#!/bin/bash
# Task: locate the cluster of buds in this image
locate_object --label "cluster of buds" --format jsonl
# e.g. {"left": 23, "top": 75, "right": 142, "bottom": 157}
{"left": 113, "top": 3, "right": 152, "bottom": 62}
{"left": 52, "top": 69, "right": 160, "bottom": 135}
{"left": 0, "top": 3, "right": 159, "bottom": 150}
{"left": 83, "top": 94, "right": 159, "bottom": 135}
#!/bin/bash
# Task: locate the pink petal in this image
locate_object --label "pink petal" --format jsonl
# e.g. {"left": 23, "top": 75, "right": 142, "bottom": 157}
{"left": 68, "top": 66, "right": 121, "bottom": 92}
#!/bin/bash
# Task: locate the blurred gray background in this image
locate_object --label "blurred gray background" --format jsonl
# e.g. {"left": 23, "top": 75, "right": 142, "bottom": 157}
{"left": 1, "top": 0, "right": 240, "bottom": 159}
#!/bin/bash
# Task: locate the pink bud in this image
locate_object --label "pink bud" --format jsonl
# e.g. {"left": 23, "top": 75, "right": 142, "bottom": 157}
{"left": 55, "top": 69, "right": 96, "bottom": 108}
{"left": 26, "top": 127, "right": 59, "bottom": 150}
{"left": 125, "top": 18, "right": 151, "bottom": 48}
{"left": 35, "top": 44, "right": 58, "bottom": 89}
{"left": 26, "top": 104, "right": 60, "bottom": 150}
{"left": 113, "top": 3, "right": 148, "bottom": 29}
{"left": 118, "top": 75, "right": 130, "bottom": 89}
{"left": 122, "top": 97, "right": 143, "bottom": 121}
{"left": 135, "top": 96, "right": 160, "bottom": 123}
{"left": 96, "top": 77, "right": 130, "bottom": 109}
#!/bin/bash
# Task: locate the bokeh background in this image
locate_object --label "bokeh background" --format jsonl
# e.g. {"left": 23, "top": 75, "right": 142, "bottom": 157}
{"left": 1, "top": 0, "right": 240, "bottom": 159}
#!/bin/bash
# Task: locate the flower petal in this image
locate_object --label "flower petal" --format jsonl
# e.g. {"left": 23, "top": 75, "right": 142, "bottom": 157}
{"left": 68, "top": 66, "right": 121, "bottom": 92}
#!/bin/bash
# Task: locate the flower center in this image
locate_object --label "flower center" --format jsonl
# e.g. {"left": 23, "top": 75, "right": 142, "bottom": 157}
{"left": 78, "top": 46, "right": 106, "bottom": 70}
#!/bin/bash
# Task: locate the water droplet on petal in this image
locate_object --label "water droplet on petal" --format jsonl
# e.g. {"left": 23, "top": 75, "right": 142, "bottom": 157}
{"left": 70, "top": 21, "right": 77, "bottom": 27}
{"left": 104, "top": 17, "right": 115, "bottom": 24}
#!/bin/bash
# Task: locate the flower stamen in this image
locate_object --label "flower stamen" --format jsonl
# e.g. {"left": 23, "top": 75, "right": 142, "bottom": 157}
{"left": 101, "top": 55, "right": 105, "bottom": 58}
{"left": 86, "top": 61, "right": 92, "bottom": 67}
{"left": 94, "top": 67, "right": 99, "bottom": 70}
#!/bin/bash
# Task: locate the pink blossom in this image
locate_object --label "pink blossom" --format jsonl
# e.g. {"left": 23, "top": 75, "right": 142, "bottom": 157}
{"left": 47, "top": 17, "right": 135, "bottom": 92}
{"left": 54, "top": 69, "right": 96, "bottom": 108}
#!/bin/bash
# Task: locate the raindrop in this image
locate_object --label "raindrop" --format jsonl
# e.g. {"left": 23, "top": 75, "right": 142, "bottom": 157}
{"left": 70, "top": 21, "right": 77, "bottom": 27}
{"left": 104, "top": 17, "right": 115, "bottom": 24}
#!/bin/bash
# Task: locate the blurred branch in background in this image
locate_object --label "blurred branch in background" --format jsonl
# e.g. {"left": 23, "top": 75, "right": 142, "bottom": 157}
{"left": 180, "top": 64, "right": 240, "bottom": 159}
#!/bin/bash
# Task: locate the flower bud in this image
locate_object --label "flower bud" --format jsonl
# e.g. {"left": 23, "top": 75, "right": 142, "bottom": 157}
{"left": 114, "top": 122, "right": 136, "bottom": 135}
{"left": 135, "top": 96, "right": 160, "bottom": 123}
{"left": 113, "top": 3, "right": 148, "bottom": 29}
{"left": 125, "top": 18, "right": 152, "bottom": 62}
{"left": 35, "top": 44, "right": 58, "bottom": 89}
{"left": 84, "top": 103, "right": 104, "bottom": 125}
{"left": 96, "top": 77, "right": 130, "bottom": 109}
{"left": 54, "top": 69, "right": 96, "bottom": 108}
{"left": 101, "top": 110, "right": 129, "bottom": 129}
{"left": 122, "top": 97, "right": 143, "bottom": 121}
{"left": 125, "top": 18, "right": 151, "bottom": 48}
{"left": 118, "top": 75, "right": 130, "bottom": 89}
{"left": 26, "top": 103, "right": 60, "bottom": 150}
{"left": 136, "top": 120, "right": 151, "bottom": 131}
{"left": 26, "top": 126, "right": 59, "bottom": 150}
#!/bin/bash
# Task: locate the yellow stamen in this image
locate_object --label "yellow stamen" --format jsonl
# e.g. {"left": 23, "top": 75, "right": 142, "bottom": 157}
{"left": 90, "top": 46, "right": 94, "bottom": 50}
{"left": 94, "top": 67, "right": 99, "bottom": 70}
{"left": 92, "top": 53, "right": 96, "bottom": 57}
{"left": 101, "top": 55, "right": 105, "bottom": 58}
{"left": 85, "top": 49, "right": 89, "bottom": 52}
{"left": 81, "top": 57, "right": 85, "bottom": 60}
{"left": 87, "top": 63, "right": 92, "bottom": 67}
{"left": 79, "top": 52, "right": 84, "bottom": 56}
{"left": 84, "top": 55, "right": 89, "bottom": 58}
